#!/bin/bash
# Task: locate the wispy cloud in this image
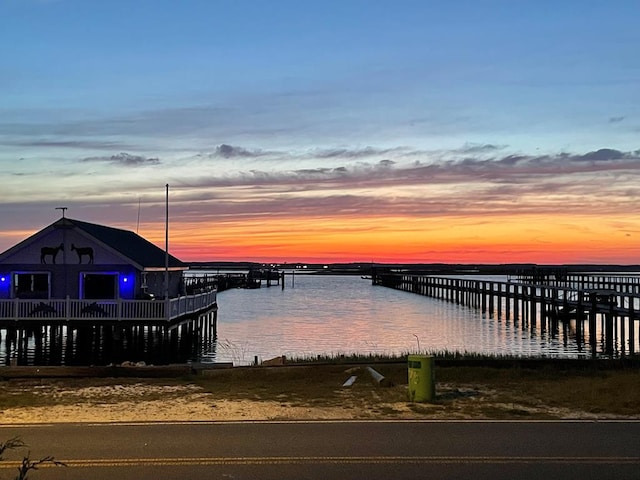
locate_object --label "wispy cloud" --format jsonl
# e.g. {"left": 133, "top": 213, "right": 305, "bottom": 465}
{"left": 178, "top": 147, "right": 640, "bottom": 189}
{"left": 121, "top": 146, "right": 637, "bottom": 230}
{"left": 4, "top": 145, "right": 640, "bottom": 243}
{"left": 81, "top": 152, "right": 160, "bottom": 166}
{"left": 310, "top": 146, "right": 407, "bottom": 159}
{"left": 3, "top": 139, "right": 139, "bottom": 150}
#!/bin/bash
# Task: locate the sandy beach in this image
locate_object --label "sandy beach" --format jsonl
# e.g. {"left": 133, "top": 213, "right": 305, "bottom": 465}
{"left": 3, "top": 378, "right": 636, "bottom": 425}
{"left": 2, "top": 381, "right": 399, "bottom": 424}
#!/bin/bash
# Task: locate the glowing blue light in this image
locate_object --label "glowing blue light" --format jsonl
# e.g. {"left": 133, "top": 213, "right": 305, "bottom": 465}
{"left": 119, "top": 273, "right": 135, "bottom": 299}
{"left": 0, "top": 274, "right": 9, "bottom": 298}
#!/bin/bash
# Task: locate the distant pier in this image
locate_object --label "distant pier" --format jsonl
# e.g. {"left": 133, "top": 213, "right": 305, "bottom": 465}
{"left": 373, "top": 269, "right": 640, "bottom": 358}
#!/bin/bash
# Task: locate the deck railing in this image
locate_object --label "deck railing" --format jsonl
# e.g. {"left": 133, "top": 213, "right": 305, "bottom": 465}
{"left": 0, "top": 290, "right": 217, "bottom": 323}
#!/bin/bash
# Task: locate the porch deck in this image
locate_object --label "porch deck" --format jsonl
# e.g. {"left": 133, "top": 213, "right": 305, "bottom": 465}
{"left": 0, "top": 290, "right": 217, "bottom": 326}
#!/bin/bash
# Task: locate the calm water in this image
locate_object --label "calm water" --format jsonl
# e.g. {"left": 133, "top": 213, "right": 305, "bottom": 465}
{"left": 205, "top": 273, "right": 590, "bottom": 365}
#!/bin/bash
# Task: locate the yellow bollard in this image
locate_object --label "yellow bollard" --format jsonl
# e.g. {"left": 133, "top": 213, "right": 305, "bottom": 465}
{"left": 407, "top": 355, "right": 435, "bottom": 402}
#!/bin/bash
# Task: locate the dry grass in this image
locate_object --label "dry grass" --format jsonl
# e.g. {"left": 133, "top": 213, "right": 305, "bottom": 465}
{"left": 1, "top": 364, "right": 638, "bottom": 421}
{"left": 191, "top": 363, "right": 640, "bottom": 419}
{"left": 435, "top": 365, "right": 640, "bottom": 418}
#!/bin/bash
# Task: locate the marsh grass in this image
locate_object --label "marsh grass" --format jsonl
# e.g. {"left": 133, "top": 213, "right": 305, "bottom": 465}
{"left": 289, "top": 349, "right": 524, "bottom": 364}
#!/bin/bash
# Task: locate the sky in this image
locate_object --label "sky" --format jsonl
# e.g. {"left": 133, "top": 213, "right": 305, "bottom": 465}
{"left": 1, "top": 0, "right": 639, "bottom": 264}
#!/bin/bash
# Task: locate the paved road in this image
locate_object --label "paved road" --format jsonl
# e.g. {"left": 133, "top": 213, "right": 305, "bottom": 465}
{"left": 1, "top": 420, "right": 639, "bottom": 479}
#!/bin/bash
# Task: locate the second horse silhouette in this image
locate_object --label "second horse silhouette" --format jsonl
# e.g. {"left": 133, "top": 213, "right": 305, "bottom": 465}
{"left": 71, "top": 244, "right": 94, "bottom": 264}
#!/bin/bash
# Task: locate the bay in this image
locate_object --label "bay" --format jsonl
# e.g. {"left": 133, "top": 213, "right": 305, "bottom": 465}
{"left": 205, "top": 273, "right": 589, "bottom": 365}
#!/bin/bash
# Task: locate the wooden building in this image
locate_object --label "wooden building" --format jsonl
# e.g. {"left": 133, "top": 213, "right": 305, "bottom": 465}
{"left": 0, "top": 217, "right": 217, "bottom": 365}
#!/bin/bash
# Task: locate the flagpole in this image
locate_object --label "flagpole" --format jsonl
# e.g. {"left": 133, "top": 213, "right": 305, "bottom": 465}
{"left": 165, "top": 183, "right": 169, "bottom": 302}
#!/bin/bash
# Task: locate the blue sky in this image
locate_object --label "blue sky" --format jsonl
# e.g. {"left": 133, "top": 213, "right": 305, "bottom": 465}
{"left": 1, "top": 0, "right": 639, "bottom": 262}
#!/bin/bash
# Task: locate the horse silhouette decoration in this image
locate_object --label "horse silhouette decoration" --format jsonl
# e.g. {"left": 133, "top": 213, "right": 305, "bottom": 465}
{"left": 40, "top": 243, "right": 64, "bottom": 264}
{"left": 71, "top": 244, "right": 94, "bottom": 264}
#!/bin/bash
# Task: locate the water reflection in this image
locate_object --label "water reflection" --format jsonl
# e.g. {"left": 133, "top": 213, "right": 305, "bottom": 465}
{"left": 207, "top": 274, "right": 589, "bottom": 364}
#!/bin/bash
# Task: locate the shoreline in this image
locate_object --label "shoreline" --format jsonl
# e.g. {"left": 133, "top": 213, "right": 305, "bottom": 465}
{"left": 1, "top": 356, "right": 638, "bottom": 380}
{"left": 2, "top": 361, "right": 639, "bottom": 425}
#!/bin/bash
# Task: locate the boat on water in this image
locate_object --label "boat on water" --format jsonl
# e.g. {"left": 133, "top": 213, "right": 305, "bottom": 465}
{"left": 249, "top": 268, "right": 281, "bottom": 281}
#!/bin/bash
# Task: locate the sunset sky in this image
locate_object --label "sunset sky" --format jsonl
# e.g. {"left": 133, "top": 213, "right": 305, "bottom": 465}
{"left": 1, "top": 0, "right": 639, "bottom": 264}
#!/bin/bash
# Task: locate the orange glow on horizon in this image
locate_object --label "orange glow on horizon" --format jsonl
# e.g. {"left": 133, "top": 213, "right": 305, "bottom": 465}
{"left": 133, "top": 212, "right": 640, "bottom": 265}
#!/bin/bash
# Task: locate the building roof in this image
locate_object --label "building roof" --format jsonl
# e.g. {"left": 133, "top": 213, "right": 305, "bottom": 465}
{"left": 0, "top": 217, "right": 187, "bottom": 270}
{"left": 67, "top": 218, "right": 186, "bottom": 269}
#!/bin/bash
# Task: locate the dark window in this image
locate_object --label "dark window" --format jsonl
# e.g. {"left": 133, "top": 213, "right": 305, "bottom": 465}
{"left": 83, "top": 274, "right": 117, "bottom": 299}
{"left": 14, "top": 273, "right": 50, "bottom": 299}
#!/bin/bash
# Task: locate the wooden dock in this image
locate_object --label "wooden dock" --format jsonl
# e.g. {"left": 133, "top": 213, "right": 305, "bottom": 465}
{"left": 373, "top": 270, "right": 640, "bottom": 358}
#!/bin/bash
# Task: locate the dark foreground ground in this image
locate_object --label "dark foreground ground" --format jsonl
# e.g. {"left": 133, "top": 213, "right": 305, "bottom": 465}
{"left": 1, "top": 359, "right": 639, "bottom": 422}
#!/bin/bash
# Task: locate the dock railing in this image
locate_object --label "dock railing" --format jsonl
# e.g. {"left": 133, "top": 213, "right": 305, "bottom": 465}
{"left": 0, "top": 290, "right": 217, "bottom": 324}
{"left": 373, "top": 271, "right": 640, "bottom": 357}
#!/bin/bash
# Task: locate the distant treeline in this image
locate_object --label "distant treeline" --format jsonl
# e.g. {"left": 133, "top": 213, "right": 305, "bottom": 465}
{"left": 187, "top": 261, "right": 640, "bottom": 276}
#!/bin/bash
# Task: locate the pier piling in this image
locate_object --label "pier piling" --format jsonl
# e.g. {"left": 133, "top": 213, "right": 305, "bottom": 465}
{"left": 373, "top": 270, "right": 640, "bottom": 358}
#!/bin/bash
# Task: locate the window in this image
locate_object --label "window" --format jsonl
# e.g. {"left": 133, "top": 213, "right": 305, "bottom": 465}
{"left": 82, "top": 273, "right": 117, "bottom": 299}
{"left": 14, "top": 273, "right": 50, "bottom": 299}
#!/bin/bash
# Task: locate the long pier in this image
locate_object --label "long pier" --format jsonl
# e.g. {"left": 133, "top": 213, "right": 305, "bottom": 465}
{"left": 373, "top": 271, "right": 640, "bottom": 358}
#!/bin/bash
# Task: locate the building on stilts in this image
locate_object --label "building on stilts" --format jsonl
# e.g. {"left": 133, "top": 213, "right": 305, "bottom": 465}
{"left": 0, "top": 217, "right": 217, "bottom": 366}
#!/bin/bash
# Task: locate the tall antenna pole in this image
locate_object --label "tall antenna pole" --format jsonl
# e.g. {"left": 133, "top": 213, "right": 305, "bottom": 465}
{"left": 164, "top": 184, "right": 169, "bottom": 301}
{"left": 136, "top": 196, "right": 141, "bottom": 233}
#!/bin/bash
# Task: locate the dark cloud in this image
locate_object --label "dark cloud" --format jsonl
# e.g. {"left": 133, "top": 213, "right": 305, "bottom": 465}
{"left": 207, "top": 145, "right": 413, "bottom": 162}
{"left": 457, "top": 143, "right": 505, "bottom": 154}
{"left": 178, "top": 147, "right": 640, "bottom": 195}
{"left": 609, "top": 116, "right": 625, "bottom": 123}
{"left": 575, "top": 148, "right": 627, "bottom": 162}
{"left": 496, "top": 155, "right": 527, "bottom": 165}
{"left": 294, "top": 167, "right": 334, "bottom": 175}
{"left": 214, "top": 144, "right": 264, "bottom": 158}
{"left": 81, "top": 152, "right": 160, "bottom": 166}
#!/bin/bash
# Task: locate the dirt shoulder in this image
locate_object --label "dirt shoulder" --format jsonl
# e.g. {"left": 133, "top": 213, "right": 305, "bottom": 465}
{"left": 1, "top": 363, "right": 639, "bottom": 424}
